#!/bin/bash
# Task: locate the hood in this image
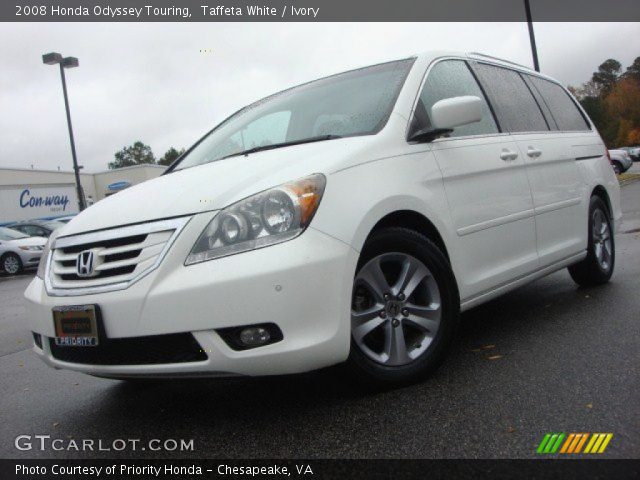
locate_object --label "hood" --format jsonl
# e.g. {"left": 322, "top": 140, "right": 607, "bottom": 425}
{"left": 62, "top": 136, "right": 384, "bottom": 236}
{"left": 7, "top": 236, "right": 47, "bottom": 247}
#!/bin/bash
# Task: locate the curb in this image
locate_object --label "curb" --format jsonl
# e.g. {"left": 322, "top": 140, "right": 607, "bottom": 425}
{"left": 619, "top": 175, "right": 640, "bottom": 187}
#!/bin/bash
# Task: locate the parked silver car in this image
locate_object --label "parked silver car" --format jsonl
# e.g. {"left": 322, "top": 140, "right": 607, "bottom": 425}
{"left": 618, "top": 146, "right": 640, "bottom": 161}
{"left": 8, "top": 219, "right": 65, "bottom": 238}
{"left": 609, "top": 149, "right": 633, "bottom": 174}
{"left": 0, "top": 227, "right": 46, "bottom": 275}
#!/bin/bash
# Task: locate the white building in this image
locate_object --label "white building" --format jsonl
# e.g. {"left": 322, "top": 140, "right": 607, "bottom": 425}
{"left": 0, "top": 164, "right": 166, "bottom": 224}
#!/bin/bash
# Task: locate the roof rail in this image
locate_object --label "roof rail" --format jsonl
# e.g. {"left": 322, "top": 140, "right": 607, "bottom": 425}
{"left": 467, "top": 52, "right": 533, "bottom": 71}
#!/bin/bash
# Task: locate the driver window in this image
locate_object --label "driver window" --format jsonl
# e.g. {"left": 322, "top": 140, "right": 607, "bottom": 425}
{"left": 413, "top": 60, "right": 498, "bottom": 138}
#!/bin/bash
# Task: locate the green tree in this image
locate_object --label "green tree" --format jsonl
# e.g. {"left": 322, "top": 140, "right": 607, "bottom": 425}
{"left": 579, "top": 96, "right": 605, "bottom": 131}
{"left": 591, "top": 59, "right": 622, "bottom": 96}
{"left": 624, "top": 56, "right": 640, "bottom": 81}
{"left": 569, "top": 79, "right": 601, "bottom": 100}
{"left": 109, "top": 141, "right": 156, "bottom": 169}
{"left": 158, "top": 147, "right": 185, "bottom": 166}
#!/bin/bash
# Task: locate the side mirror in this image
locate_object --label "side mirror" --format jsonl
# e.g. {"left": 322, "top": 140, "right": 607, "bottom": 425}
{"left": 430, "top": 95, "right": 483, "bottom": 130}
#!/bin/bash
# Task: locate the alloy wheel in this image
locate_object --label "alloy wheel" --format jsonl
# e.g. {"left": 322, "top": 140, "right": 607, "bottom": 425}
{"left": 3, "top": 255, "right": 20, "bottom": 275}
{"left": 351, "top": 252, "right": 441, "bottom": 366}
{"left": 592, "top": 208, "right": 612, "bottom": 272}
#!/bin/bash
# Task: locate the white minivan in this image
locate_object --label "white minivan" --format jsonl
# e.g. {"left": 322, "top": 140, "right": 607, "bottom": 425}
{"left": 25, "top": 52, "right": 621, "bottom": 386}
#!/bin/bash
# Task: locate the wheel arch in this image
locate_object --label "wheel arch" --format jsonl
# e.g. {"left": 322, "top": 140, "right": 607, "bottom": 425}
{"left": 591, "top": 184, "right": 612, "bottom": 214}
{"left": 591, "top": 184, "right": 614, "bottom": 229}
{"left": 367, "top": 210, "right": 450, "bottom": 262}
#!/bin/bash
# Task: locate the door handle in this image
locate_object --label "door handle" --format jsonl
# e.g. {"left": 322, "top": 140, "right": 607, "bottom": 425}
{"left": 500, "top": 149, "right": 518, "bottom": 161}
{"left": 527, "top": 147, "right": 542, "bottom": 158}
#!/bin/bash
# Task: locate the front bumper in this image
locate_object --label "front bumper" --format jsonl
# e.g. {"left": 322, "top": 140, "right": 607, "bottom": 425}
{"left": 25, "top": 212, "right": 358, "bottom": 377}
{"left": 19, "top": 250, "right": 42, "bottom": 268}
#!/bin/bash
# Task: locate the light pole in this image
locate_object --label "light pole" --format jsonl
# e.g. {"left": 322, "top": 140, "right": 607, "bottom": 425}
{"left": 524, "top": 0, "right": 540, "bottom": 72}
{"left": 42, "top": 52, "right": 86, "bottom": 211}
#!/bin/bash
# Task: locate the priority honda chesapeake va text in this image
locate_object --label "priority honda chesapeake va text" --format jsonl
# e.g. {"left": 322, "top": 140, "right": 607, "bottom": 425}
{"left": 26, "top": 52, "right": 620, "bottom": 386}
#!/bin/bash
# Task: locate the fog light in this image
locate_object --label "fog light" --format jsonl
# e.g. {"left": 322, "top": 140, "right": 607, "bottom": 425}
{"left": 217, "top": 323, "right": 283, "bottom": 350}
{"left": 239, "top": 327, "right": 271, "bottom": 347}
{"left": 32, "top": 332, "right": 43, "bottom": 350}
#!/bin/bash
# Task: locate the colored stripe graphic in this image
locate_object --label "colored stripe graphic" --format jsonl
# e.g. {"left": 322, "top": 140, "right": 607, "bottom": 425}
{"left": 538, "top": 433, "right": 613, "bottom": 454}
{"left": 537, "top": 434, "right": 552, "bottom": 454}
{"left": 584, "top": 433, "right": 614, "bottom": 454}
{"left": 537, "top": 433, "right": 565, "bottom": 454}
{"left": 573, "top": 433, "right": 589, "bottom": 454}
{"left": 560, "top": 433, "right": 575, "bottom": 453}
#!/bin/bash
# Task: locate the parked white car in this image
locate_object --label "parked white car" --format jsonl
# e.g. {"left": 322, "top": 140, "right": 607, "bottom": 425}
{"left": 0, "top": 227, "right": 46, "bottom": 274}
{"left": 25, "top": 52, "right": 621, "bottom": 386}
{"left": 609, "top": 149, "right": 633, "bottom": 174}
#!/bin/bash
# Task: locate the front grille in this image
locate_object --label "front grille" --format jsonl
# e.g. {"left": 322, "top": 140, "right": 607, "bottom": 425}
{"left": 46, "top": 217, "right": 189, "bottom": 294}
{"left": 49, "top": 332, "right": 208, "bottom": 365}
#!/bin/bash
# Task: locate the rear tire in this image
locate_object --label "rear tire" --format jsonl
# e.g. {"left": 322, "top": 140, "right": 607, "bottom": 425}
{"left": 1, "top": 253, "right": 23, "bottom": 275}
{"left": 568, "top": 196, "right": 614, "bottom": 287}
{"left": 347, "top": 227, "right": 459, "bottom": 388}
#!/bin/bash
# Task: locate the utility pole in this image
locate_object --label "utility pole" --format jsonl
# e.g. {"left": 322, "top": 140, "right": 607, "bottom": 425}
{"left": 524, "top": 0, "right": 540, "bottom": 72}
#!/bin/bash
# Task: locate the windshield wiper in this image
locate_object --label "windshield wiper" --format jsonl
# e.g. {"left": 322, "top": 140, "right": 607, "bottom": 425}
{"left": 220, "top": 134, "right": 342, "bottom": 160}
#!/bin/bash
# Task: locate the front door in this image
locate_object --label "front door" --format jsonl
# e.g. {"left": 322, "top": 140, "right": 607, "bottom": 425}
{"left": 411, "top": 59, "right": 538, "bottom": 301}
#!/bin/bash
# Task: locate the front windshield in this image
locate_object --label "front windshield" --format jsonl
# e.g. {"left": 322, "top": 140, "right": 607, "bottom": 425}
{"left": 0, "top": 227, "right": 29, "bottom": 240}
{"left": 173, "top": 58, "right": 415, "bottom": 170}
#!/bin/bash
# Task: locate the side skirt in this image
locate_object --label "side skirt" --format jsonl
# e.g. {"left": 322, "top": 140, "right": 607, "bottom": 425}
{"left": 460, "top": 251, "right": 587, "bottom": 312}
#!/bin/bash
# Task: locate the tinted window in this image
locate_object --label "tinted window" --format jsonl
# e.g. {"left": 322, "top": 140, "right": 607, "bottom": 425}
{"left": 21, "top": 225, "right": 46, "bottom": 236}
{"left": 522, "top": 75, "right": 558, "bottom": 130}
{"left": 0, "top": 227, "right": 28, "bottom": 240}
{"left": 527, "top": 76, "right": 590, "bottom": 131}
{"left": 470, "top": 63, "right": 548, "bottom": 133}
{"left": 412, "top": 60, "right": 498, "bottom": 138}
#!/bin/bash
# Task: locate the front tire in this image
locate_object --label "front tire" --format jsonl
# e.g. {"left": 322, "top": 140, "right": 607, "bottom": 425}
{"left": 347, "top": 227, "right": 459, "bottom": 388}
{"left": 2, "top": 253, "right": 23, "bottom": 275}
{"left": 568, "top": 196, "right": 614, "bottom": 287}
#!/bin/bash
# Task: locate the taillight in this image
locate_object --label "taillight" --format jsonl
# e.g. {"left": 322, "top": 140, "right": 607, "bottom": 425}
{"left": 605, "top": 149, "right": 612, "bottom": 165}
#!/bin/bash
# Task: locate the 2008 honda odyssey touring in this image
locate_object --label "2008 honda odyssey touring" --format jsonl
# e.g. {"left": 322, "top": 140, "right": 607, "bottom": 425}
{"left": 25, "top": 52, "right": 621, "bottom": 386}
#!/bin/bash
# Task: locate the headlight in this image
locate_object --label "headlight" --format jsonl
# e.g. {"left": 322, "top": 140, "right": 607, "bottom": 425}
{"left": 185, "top": 173, "right": 326, "bottom": 265}
{"left": 36, "top": 233, "right": 58, "bottom": 279}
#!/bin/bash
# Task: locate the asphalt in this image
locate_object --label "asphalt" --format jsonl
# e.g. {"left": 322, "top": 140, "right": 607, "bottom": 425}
{"left": 0, "top": 181, "right": 639, "bottom": 460}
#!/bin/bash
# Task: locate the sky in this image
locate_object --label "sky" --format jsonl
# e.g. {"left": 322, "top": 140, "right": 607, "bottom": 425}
{"left": 1, "top": 22, "right": 639, "bottom": 173}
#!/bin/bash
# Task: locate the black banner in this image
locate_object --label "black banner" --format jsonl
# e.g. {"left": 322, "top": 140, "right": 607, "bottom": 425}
{"left": 3, "top": 0, "right": 640, "bottom": 22}
{"left": 2, "top": 459, "right": 640, "bottom": 479}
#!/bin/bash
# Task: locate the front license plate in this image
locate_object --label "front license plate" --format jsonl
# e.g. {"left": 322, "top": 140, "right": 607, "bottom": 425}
{"left": 53, "top": 305, "right": 99, "bottom": 347}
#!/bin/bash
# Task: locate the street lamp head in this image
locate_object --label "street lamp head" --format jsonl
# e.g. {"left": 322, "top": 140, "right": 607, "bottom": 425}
{"left": 62, "top": 57, "right": 79, "bottom": 69}
{"left": 42, "top": 52, "right": 63, "bottom": 65}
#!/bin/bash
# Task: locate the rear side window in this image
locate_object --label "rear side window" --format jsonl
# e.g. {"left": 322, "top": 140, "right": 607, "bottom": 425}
{"left": 526, "top": 76, "right": 590, "bottom": 131}
{"left": 411, "top": 60, "right": 498, "bottom": 138}
{"left": 470, "top": 62, "right": 548, "bottom": 133}
{"left": 522, "top": 75, "right": 558, "bottom": 130}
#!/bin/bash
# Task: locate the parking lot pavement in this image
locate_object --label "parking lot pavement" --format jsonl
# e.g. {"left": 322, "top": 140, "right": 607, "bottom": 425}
{"left": 0, "top": 182, "right": 638, "bottom": 460}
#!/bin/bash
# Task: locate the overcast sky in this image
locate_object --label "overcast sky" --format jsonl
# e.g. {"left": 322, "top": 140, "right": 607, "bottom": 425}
{"left": 1, "top": 22, "right": 639, "bottom": 173}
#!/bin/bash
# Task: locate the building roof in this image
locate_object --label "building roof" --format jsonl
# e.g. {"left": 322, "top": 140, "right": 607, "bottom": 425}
{"left": 0, "top": 164, "right": 167, "bottom": 175}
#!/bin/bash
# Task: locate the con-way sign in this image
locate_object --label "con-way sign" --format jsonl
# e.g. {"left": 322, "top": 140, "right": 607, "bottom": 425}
{"left": 0, "top": 185, "right": 79, "bottom": 222}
